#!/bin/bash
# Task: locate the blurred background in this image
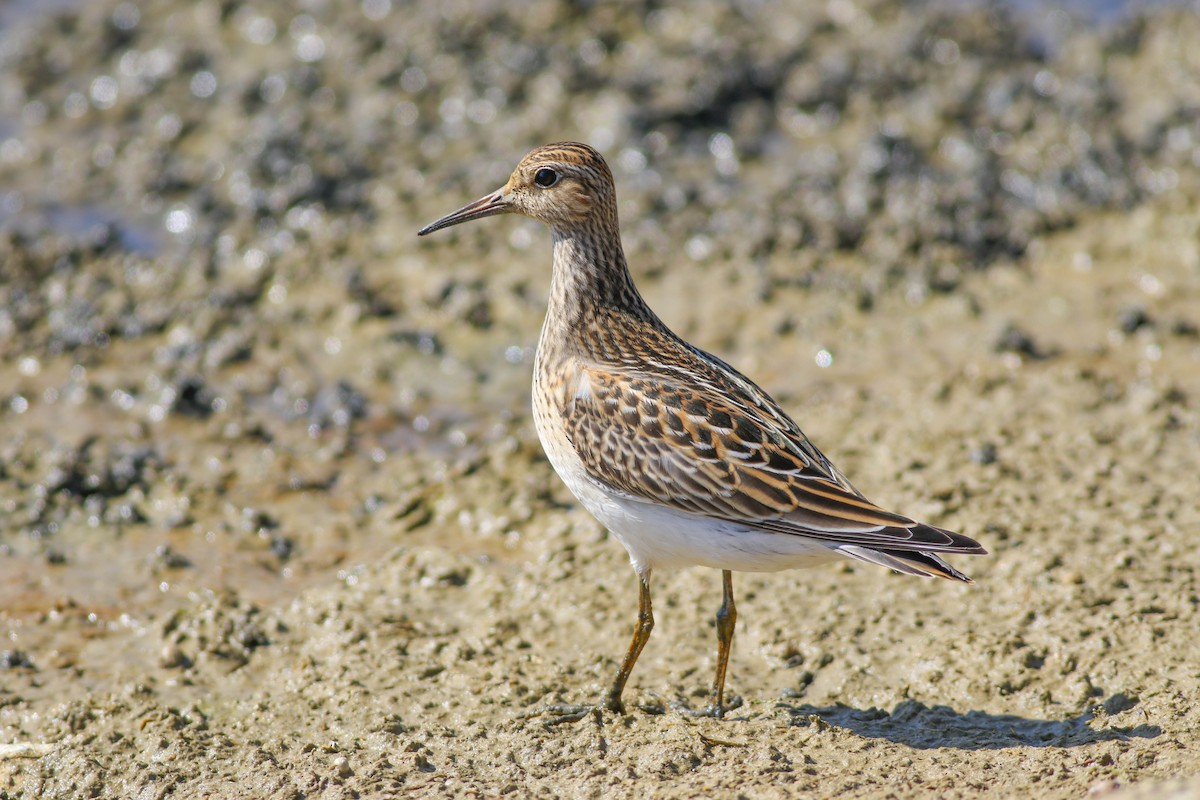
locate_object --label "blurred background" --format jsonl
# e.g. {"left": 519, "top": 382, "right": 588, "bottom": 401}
{"left": 1, "top": 0, "right": 1199, "bottom": 796}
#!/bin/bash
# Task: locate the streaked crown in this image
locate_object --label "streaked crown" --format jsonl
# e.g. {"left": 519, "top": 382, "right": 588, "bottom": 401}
{"left": 418, "top": 141, "right": 620, "bottom": 237}
{"left": 504, "top": 142, "right": 617, "bottom": 230}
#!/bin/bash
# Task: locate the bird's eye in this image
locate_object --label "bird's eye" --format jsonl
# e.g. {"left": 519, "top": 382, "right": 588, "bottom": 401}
{"left": 534, "top": 168, "right": 559, "bottom": 188}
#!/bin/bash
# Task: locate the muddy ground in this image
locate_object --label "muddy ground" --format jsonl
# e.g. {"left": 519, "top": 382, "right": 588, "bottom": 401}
{"left": 1, "top": 0, "right": 1199, "bottom": 797}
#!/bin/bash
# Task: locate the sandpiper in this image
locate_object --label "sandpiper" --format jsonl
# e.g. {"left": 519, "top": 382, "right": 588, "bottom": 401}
{"left": 418, "top": 142, "right": 986, "bottom": 719}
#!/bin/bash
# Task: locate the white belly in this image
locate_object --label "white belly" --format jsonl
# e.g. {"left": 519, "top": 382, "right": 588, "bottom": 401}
{"left": 532, "top": 381, "right": 837, "bottom": 577}
{"left": 576, "top": 479, "right": 839, "bottom": 575}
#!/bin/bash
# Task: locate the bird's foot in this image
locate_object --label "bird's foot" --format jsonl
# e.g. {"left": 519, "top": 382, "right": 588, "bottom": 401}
{"left": 672, "top": 694, "right": 742, "bottom": 719}
{"left": 518, "top": 703, "right": 601, "bottom": 726}
{"left": 520, "top": 695, "right": 665, "bottom": 726}
{"left": 519, "top": 692, "right": 624, "bottom": 725}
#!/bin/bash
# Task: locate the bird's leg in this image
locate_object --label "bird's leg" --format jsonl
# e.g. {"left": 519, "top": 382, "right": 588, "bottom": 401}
{"left": 606, "top": 571, "right": 654, "bottom": 713}
{"left": 521, "top": 571, "right": 654, "bottom": 725}
{"left": 677, "top": 569, "right": 738, "bottom": 718}
{"left": 707, "top": 569, "right": 737, "bottom": 717}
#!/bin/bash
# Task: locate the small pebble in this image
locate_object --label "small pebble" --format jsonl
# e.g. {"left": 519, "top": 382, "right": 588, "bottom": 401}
{"left": 1117, "top": 306, "right": 1152, "bottom": 334}
{"left": 159, "top": 643, "right": 189, "bottom": 669}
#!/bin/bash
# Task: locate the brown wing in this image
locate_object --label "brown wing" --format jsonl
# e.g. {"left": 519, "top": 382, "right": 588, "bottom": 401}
{"left": 564, "top": 361, "right": 984, "bottom": 556}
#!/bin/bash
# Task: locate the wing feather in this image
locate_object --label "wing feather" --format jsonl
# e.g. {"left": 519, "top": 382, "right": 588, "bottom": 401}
{"left": 563, "top": 358, "right": 985, "bottom": 557}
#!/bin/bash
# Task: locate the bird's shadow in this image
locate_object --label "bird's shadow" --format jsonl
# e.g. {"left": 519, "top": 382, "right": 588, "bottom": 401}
{"left": 774, "top": 695, "right": 1161, "bottom": 750}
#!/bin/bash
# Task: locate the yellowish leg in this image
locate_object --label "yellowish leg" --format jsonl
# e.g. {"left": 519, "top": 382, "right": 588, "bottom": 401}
{"left": 708, "top": 569, "right": 737, "bottom": 717}
{"left": 606, "top": 572, "right": 654, "bottom": 713}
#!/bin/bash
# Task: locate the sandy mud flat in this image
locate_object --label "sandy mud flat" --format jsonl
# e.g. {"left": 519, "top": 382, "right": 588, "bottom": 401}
{"left": 1, "top": 1, "right": 1199, "bottom": 797}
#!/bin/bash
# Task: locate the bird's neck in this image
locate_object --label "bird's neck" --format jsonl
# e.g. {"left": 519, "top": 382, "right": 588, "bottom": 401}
{"left": 543, "top": 225, "right": 658, "bottom": 341}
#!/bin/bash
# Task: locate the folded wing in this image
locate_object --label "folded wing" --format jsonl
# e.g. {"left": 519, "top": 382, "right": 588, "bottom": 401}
{"left": 565, "top": 360, "right": 986, "bottom": 560}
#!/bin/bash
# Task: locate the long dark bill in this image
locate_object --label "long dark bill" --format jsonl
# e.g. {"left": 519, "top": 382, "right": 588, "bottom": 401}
{"left": 417, "top": 189, "right": 510, "bottom": 236}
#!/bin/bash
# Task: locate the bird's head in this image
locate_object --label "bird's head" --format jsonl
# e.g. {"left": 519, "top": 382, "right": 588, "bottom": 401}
{"left": 418, "top": 142, "right": 615, "bottom": 237}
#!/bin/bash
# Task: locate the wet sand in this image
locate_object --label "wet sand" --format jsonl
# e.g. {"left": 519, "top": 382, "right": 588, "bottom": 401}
{"left": 1, "top": 1, "right": 1199, "bottom": 797}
